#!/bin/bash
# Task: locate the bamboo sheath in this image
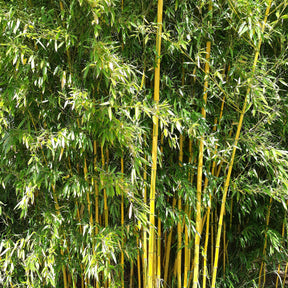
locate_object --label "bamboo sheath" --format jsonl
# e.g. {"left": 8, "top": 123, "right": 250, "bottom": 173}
{"left": 211, "top": 2, "right": 273, "bottom": 286}
{"left": 147, "top": 0, "right": 163, "bottom": 287}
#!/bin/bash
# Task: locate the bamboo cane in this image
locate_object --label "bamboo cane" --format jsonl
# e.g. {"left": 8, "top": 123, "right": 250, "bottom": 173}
{"left": 147, "top": 0, "right": 163, "bottom": 287}
{"left": 177, "top": 134, "right": 184, "bottom": 288}
{"left": 275, "top": 199, "right": 288, "bottom": 288}
{"left": 130, "top": 261, "right": 134, "bottom": 288}
{"left": 142, "top": 152, "right": 148, "bottom": 288}
{"left": 137, "top": 235, "right": 142, "bottom": 288}
{"left": 156, "top": 134, "right": 164, "bottom": 288}
{"left": 202, "top": 119, "right": 218, "bottom": 288}
{"left": 121, "top": 156, "right": 125, "bottom": 288}
{"left": 258, "top": 197, "right": 273, "bottom": 288}
{"left": 163, "top": 197, "right": 177, "bottom": 285}
{"left": 211, "top": 2, "right": 273, "bottom": 286}
{"left": 192, "top": 6, "right": 212, "bottom": 285}
{"left": 93, "top": 141, "right": 100, "bottom": 288}
{"left": 283, "top": 263, "right": 288, "bottom": 288}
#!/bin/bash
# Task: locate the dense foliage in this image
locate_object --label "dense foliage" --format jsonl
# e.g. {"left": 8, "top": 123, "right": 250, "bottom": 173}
{"left": 0, "top": 0, "right": 288, "bottom": 287}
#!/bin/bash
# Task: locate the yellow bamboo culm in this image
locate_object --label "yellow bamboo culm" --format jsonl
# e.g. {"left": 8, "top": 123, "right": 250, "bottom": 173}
{"left": 258, "top": 197, "right": 273, "bottom": 288}
{"left": 121, "top": 157, "right": 125, "bottom": 288}
{"left": 192, "top": 6, "right": 212, "bottom": 285}
{"left": 163, "top": 197, "right": 177, "bottom": 285}
{"left": 211, "top": 2, "right": 273, "bottom": 287}
{"left": 101, "top": 146, "right": 108, "bottom": 227}
{"left": 156, "top": 134, "right": 164, "bottom": 288}
{"left": 93, "top": 141, "right": 100, "bottom": 288}
{"left": 137, "top": 235, "right": 142, "bottom": 288}
{"left": 202, "top": 119, "right": 218, "bottom": 288}
{"left": 275, "top": 199, "right": 288, "bottom": 288}
{"left": 142, "top": 153, "right": 148, "bottom": 288}
{"left": 147, "top": 0, "right": 163, "bottom": 287}
{"left": 177, "top": 134, "right": 184, "bottom": 288}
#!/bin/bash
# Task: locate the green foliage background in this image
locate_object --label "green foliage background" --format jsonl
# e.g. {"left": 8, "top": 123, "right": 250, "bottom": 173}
{"left": 0, "top": 0, "right": 288, "bottom": 287}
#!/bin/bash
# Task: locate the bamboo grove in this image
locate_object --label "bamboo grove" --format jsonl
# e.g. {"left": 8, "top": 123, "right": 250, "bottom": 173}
{"left": 1, "top": 0, "right": 288, "bottom": 287}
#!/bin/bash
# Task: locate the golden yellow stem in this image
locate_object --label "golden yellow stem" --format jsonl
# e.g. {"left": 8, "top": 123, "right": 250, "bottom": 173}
{"left": 259, "top": 197, "right": 273, "bottom": 288}
{"left": 130, "top": 261, "right": 134, "bottom": 288}
{"left": 202, "top": 119, "right": 218, "bottom": 288}
{"left": 121, "top": 157, "right": 125, "bottom": 288}
{"left": 177, "top": 134, "right": 184, "bottom": 288}
{"left": 275, "top": 199, "right": 288, "bottom": 288}
{"left": 147, "top": 0, "right": 163, "bottom": 287}
{"left": 211, "top": 3, "right": 272, "bottom": 287}
{"left": 142, "top": 153, "right": 148, "bottom": 288}
{"left": 163, "top": 197, "right": 177, "bottom": 284}
{"left": 192, "top": 16, "right": 212, "bottom": 288}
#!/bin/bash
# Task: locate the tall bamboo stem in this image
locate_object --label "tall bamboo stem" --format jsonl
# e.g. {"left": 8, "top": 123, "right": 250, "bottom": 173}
{"left": 192, "top": 5, "right": 212, "bottom": 284}
{"left": 211, "top": 2, "right": 273, "bottom": 286}
{"left": 177, "top": 134, "right": 184, "bottom": 288}
{"left": 121, "top": 157, "right": 125, "bottom": 288}
{"left": 147, "top": 0, "right": 163, "bottom": 287}
{"left": 258, "top": 197, "right": 273, "bottom": 288}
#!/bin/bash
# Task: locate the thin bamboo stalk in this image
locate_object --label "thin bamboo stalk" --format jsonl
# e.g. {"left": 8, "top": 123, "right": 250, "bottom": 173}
{"left": 121, "top": 157, "right": 125, "bottom": 288}
{"left": 177, "top": 134, "right": 184, "bottom": 288}
{"left": 147, "top": 0, "right": 163, "bottom": 287}
{"left": 283, "top": 263, "right": 288, "bottom": 288}
{"left": 142, "top": 153, "right": 148, "bottom": 288}
{"left": 163, "top": 197, "right": 177, "bottom": 284}
{"left": 130, "top": 261, "right": 134, "bottom": 288}
{"left": 211, "top": 3, "right": 273, "bottom": 286}
{"left": 275, "top": 199, "right": 288, "bottom": 288}
{"left": 258, "top": 197, "right": 273, "bottom": 288}
{"left": 192, "top": 4, "right": 212, "bottom": 284}
{"left": 156, "top": 134, "right": 164, "bottom": 288}
{"left": 202, "top": 119, "right": 218, "bottom": 288}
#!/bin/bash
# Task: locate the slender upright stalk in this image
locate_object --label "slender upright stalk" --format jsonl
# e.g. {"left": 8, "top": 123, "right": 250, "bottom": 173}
{"left": 275, "top": 199, "right": 288, "bottom": 288}
{"left": 258, "top": 197, "right": 273, "bottom": 288}
{"left": 156, "top": 134, "right": 164, "bottom": 288}
{"left": 163, "top": 198, "right": 177, "bottom": 285}
{"left": 211, "top": 3, "right": 273, "bottom": 286}
{"left": 192, "top": 1, "right": 212, "bottom": 284}
{"left": 147, "top": 0, "right": 163, "bottom": 287}
{"left": 202, "top": 119, "right": 218, "bottom": 288}
{"left": 121, "top": 157, "right": 125, "bottom": 288}
{"left": 93, "top": 141, "right": 100, "bottom": 288}
{"left": 142, "top": 153, "right": 148, "bottom": 288}
{"left": 177, "top": 134, "right": 184, "bottom": 288}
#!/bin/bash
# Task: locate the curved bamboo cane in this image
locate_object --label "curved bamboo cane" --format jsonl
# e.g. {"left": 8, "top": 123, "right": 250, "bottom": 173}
{"left": 211, "top": 2, "right": 273, "bottom": 286}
